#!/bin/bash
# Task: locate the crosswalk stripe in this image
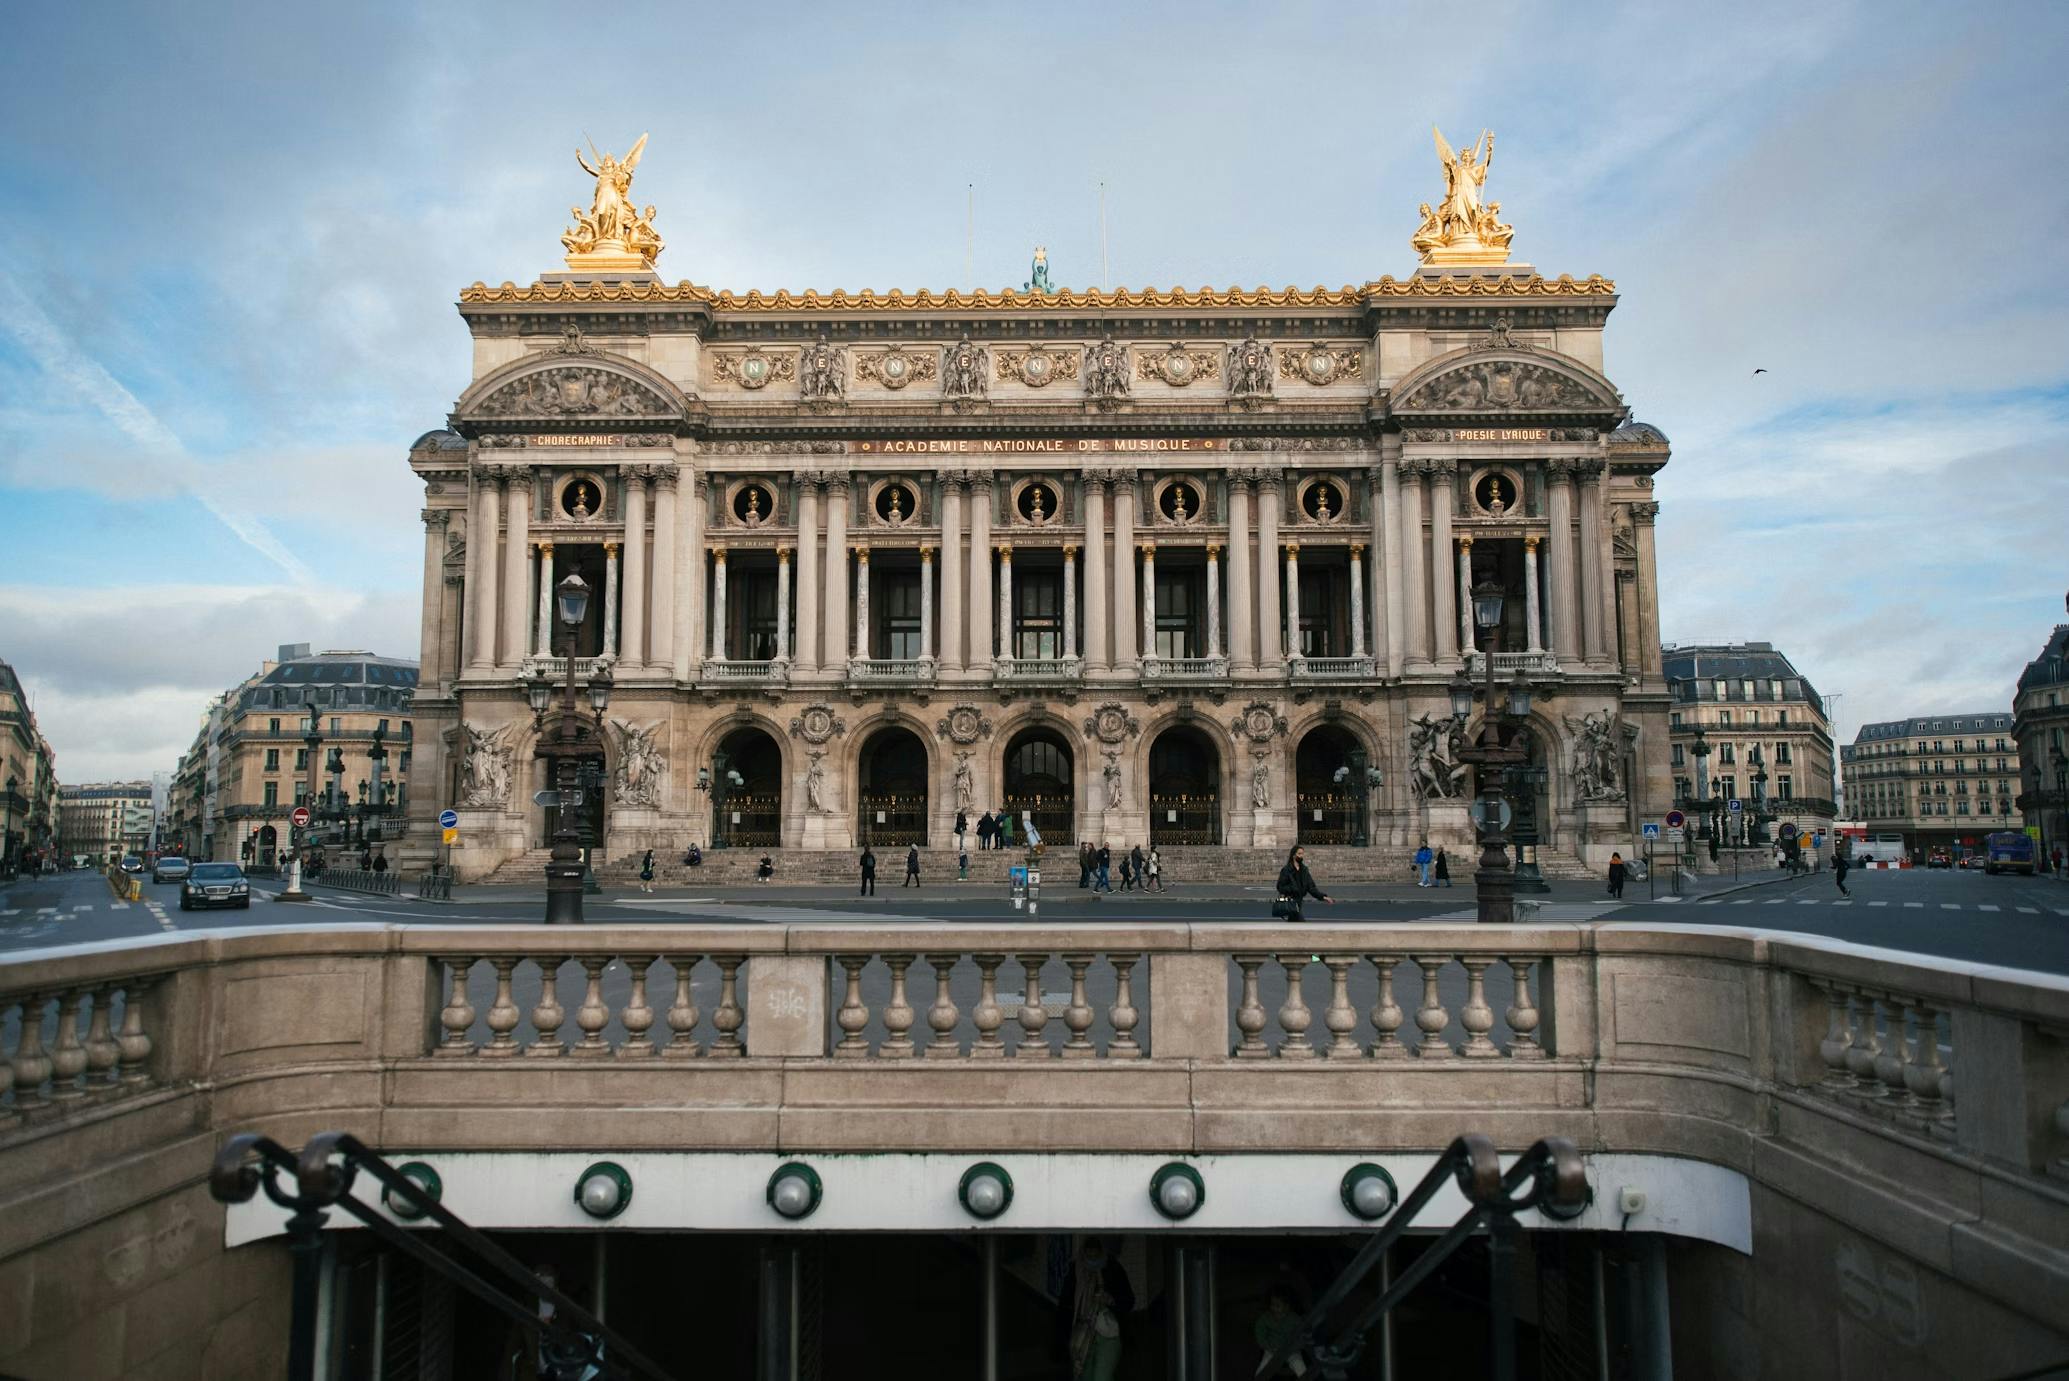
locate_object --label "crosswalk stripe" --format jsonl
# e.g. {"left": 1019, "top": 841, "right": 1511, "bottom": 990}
{"left": 110, "top": 901, "right": 129, "bottom": 909}
{"left": 1764, "top": 899, "right": 1787, "bottom": 905}
{"left": 1940, "top": 904, "right": 1960, "bottom": 910}
{"left": 2055, "top": 909, "right": 2069, "bottom": 917}
{"left": 0, "top": 908, "right": 17, "bottom": 916}
{"left": 2018, "top": 906, "right": 2039, "bottom": 914}
{"left": 1869, "top": 901, "right": 1887, "bottom": 907}
{"left": 1732, "top": 899, "right": 1754, "bottom": 905}
{"left": 1979, "top": 905, "right": 2000, "bottom": 912}
{"left": 1798, "top": 899, "right": 1819, "bottom": 905}
{"left": 1833, "top": 900, "right": 1853, "bottom": 907}
{"left": 1904, "top": 902, "right": 1924, "bottom": 909}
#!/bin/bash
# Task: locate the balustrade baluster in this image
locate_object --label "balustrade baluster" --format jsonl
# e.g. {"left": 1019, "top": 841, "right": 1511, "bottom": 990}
{"left": 1813, "top": 980, "right": 1852, "bottom": 1090}
{"left": 881, "top": 955, "right": 917, "bottom": 1058}
{"left": 527, "top": 957, "right": 568, "bottom": 1058}
{"left": 1505, "top": 958, "right": 1545, "bottom": 1059}
{"left": 0, "top": 1001, "right": 17, "bottom": 1128}
{"left": 1458, "top": 958, "right": 1500, "bottom": 1059}
{"left": 834, "top": 955, "right": 873, "bottom": 1058}
{"left": 663, "top": 955, "right": 703, "bottom": 1058}
{"left": 84, "top": 985, "right": 122, "bottom": 1092}
{"left": 1108, "top": 955, "right": 1142, "bottom": 1058}
{"left": 12, "top": 994, "right": 51, "bottom": 1110}
{"left": 1322, "top": 956, "right": 1360, "bottom": 1059}
{"left": 48, "top": 990, "right": 86, "bottom": 1104}
{"left": 115, "top": 980, "right": 154, "bottom": 1088}
{"left": 1873, "top": 996, "right": 1912, "bottom": 1106}
{"left": 1934, "top": 1062, "right": 1956, "bottom": 1139}
{"left": 571, "top": 959, "right": 611, "bottom": 1057}
{"left": 483, "top": 959, "right": 522, "bottom": 1057}
{"left": 1062, "top": 954, "right": 1098, "bottom": 1058}
{"left": 1366, "top": 957, "right": 1407, "bottom": 1059}
{"left": 971, "top": 955, "right": 1007, "bottom": 1058}
{"left": 437, "top": 958, "right": 478, "bottom": 1056}
{"left": 1276, "top": 956, "right": 1316, "bottom": 1059}
{"left": 1413, "top": 956, "right": 1453, "bottom": 1058}
{"left": 1843, "top": 989, "right": 1882, "bottom": 1097}
{"left": 618, "top": 957, "right": 657, "bottom": 1058}
{"left": 1015, "top": 954, "right": 1052, "bottom": 1058}
{"left": 924, "top": 954, "right": 963, "bottom": 1058}
{"left": 1233, "top": 955, "right": 1270, "bottom": 1058}
{"left": 710, "top": 957, "right": 745, "bottom": 1056}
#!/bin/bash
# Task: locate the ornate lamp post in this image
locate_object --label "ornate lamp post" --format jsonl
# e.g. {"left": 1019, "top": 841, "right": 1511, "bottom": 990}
{"left": 1450, "top": 580, "right": 1533, "bottom": 924}
{"left": 3, "top": 774, "right": 16, "bottom": 879}
{"left": 2052, "top": 747, "right": 2068, "bottom": 874}
{"left": 533, "top": 574, "right": 610, "bottom": 925}
{"left": 1751, "top": 747, "right": 1770, "bottom": 845}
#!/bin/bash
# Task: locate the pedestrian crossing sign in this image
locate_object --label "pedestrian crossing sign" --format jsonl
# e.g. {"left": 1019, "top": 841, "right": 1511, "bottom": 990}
{"left": 1641, "top": 823, "right": 1661, "bottom": 840}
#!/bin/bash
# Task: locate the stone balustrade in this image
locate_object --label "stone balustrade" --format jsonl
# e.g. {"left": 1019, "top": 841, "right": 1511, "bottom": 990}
{"left": 0, "top": 967, "right": 164, "bottom": 1128}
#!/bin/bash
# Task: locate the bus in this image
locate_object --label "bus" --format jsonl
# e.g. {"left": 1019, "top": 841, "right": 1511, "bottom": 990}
{"left": 1851, "top": 834, "right": 1907, "bottom": 864}
{"left": 1983, "top": 831, "right": 2036, "bottom": 876}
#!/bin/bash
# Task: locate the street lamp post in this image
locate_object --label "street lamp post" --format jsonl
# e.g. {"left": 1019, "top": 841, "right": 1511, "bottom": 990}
{"left": 3, "top": 774, "right": 16, "bottom": 880}
{"left": 277, "top": 699, "right": 324, "bottom": 902}
{"left": 2052, "top": 747, "right": 2068, "bottom": 876}
{"left": 532, "top": 575, "right": 609, "bottom": 925}
{"left": 1451, "top": 580, "right": 1532, "bottom": 925}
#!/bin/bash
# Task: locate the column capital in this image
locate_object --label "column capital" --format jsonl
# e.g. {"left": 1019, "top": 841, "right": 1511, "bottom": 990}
{"left": 1525, "top": 534, "right": 1541, "bottom": 549}
{"left": 421, "top": 508, "right": 450, "bottom": 529}
{"left": 920, "top": 545, "right": 934, "bottom": 561}
{"left": 1546, "top": 457, "right": 1578, "bottom": 479}
{"left": 1139, "top": 541, "right": 1156, "bottom": 556}
{"left": 1430, "top": 458, "right": 1459, "bottom": 478}
{"left": 997, "top": 543, "right": 1013, "bottom": 560}
{"left": 854, "top": 546, "right": 870, "bottom": 563}
{"left": 1255, "top": 473, "right": 1284, "bottom": 495}
{"left": 968, "top": 476, "right": 995, "bottom": 495}
{"left": 778, "top": 546, "right": 791, "bottom": 563}
{"left": 623, "top": 464, "right": 657, "bottom": 485}
{"left": 1205, "top": 542, "right": 1221, "bottom": 558}
{"left": 1574, "top": 457, "right": 1606, "bottom": 480}
{"left": 1629, "top": 501, "right": 1660, "bottom": 522}
{"left": 1457, "top": 535, "right": 1473, "bottom": 550}
{"left": 604, "top": 541, "right": 620, "bottom": 556}
{"left": 1284, "top": 541, "right": 1300, "bottom": 557}
{"left": 652, "top": 466, "right": 680, "bottom": 491}
{"left": 1063, "top": 543, "right": 1078, "bottom": 557}
{"left": 535, "top": 539, "right": 555, "bottom": 555}
{"left": 711, "top": 545, "right": 726, "bottom": 562}
{"left": 1350, "top": 542, "right": 1364, "bottom": 556}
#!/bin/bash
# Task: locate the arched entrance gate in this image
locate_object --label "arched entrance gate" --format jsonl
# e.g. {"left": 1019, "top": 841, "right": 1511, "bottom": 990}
{"left": 1002, "top": 727, "right": 1074, "bottom": 844}
{"left": 712, "top": 727, "right": 781, "bottom": 848}
{"left": 1148, "top": 726, "right": 1221, "bottom": 845}
{"left": 1295, "top": 725, "right": 1367, "bottom": 845}
{"left": 857, "top": 726, "right": 928, "bottom": 846}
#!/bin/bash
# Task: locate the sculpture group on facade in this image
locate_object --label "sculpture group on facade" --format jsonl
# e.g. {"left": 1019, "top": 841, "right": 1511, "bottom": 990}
{"left": 942, "top": 336, "right": 989, "bottom": 401}
{"left": 605, "top": 720, "right": 667, "bottom": 808}
{"left": 799, "top": 337, "right": 846, "bottom": 402}
{"left": 458, "top": 723, "right": 518, "bottom": 808}
{"left": 1566, "top": 710, "right": 1629, "bottom": 802}
{"left": 561, "top": 133, "right": 664, "bottom": 267}
{"left": 1407, "top": 713, "right": 1469, "bottom": 800}
{"left": 1411, "top": 126, "right": 1513, "bottom": 264}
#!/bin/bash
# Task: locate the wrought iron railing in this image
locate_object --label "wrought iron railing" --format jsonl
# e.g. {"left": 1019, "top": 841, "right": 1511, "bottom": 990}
{"left": 857, "top": 792, "right": 929, "bottom": 846}
{"left": 1002, "top": 792, "right": 1074, "bottom": 845}
{"left": 310, "top": 867, "right": 400, "bottom": 896}
{"left": 1149, "top": 792, "right": 1221, "bottom": 845}
{"left": 1296, "top": 790, "right": 1360, "bottom": 844}
{"left": 712, "top": 791, "right": 781, "bottom": 848}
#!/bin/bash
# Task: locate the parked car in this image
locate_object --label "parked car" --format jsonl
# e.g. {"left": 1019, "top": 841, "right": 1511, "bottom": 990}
{"left": 118, "top": 854, "right": 144, "bottom": 874}
{"left": 180, "top": 862, "right": 252, "bottom": 911}
{"left": 151, "top": 856, "right": 192, "bottom": 883}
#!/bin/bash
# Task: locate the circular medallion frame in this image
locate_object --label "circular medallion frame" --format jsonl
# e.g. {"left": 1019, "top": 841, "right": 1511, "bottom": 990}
{"left": 558, "top": 472, "right": 607, "bottom": 522}
{"left": 1154, "top": 476, "right": 1206, "bottom": 526}
{"left": 729, "top": 479, "right": 778, "bottom": 527}
{"left": 1296, "top": 475, "right": 1349, "bottom": 525}
{"left": 869, "top": 477, "right": 922, "bottom": 526}
{"left": 1469, "top": 467, "right": 1524, "bottom": 519}
{"left": 1011, "top": 477, "right": 1062, "bottom": 526}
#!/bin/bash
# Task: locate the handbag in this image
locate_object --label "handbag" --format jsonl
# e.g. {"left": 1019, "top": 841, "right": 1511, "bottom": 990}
{"left": 1271, "top": 897, "right": 1301, "bottom": 920}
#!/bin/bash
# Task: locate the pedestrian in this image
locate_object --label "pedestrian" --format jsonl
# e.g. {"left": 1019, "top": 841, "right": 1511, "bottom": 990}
{"left": 1607, "top": 851, "right": 1627, "bottom": 899}
{"left": 684, "top": 842, "right": 702, "bottom": 868}
{"left": 1129, "top": 844, "right": 1146, "bottom": 890}
{"left": 1095, "top": 843, "right": 1113, "bottom": 893}
{"left": 1434, "top": 847, "right": 1452, "bottom": 887}
{"left": 1145, "top": 847, "right": 1163, "bottom": 892}
{"left": 1414, "top": 839, "right": 1434, "bottom": 887}
{"left": 958, "top": 844, "right": 969, "bottom": 881}
{"left": 756, "top": 855, "right": 774, "bottom": 883}
{"left": 1059, "top": 1238, "right": 1133, "bottom": 1381}
{"left": 2053, "top": 846, "right": 2063, "bottom": 876}
{"left": 954, "top": 809, "right": 968, "bottom": 856}
{"left": 372, "top": 849, "right": 387, "bottom": 874}
{"left": 977, "top": 811, "right": 995, "bottom": 851}
{"left": 904, "top": 843, "right": 921, "bottom": 888}
{"left": 638, "top": 849, "right": 654, "bottom": 894}
{"left": 859, "top": 846, "right": 876, "bottom": 896}
{"left": 1079, "top": 842, "right": 1094, "bottom": 889}
{"left": 1119, "top": 850, "right": 1135, "bottom": 892}
{"left": 1833, "top": 847, "right": 1850, "bottom": 897}
{"left": 998, "top": 810, "right": 1014, "bottom": 850}
{"left": 1274, "top": 844, "right": 1333, "bottom": 922}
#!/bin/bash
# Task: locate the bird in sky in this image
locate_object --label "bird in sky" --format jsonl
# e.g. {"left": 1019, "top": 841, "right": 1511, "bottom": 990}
{"left": 1752, "top": 368, "right": 1768, "bottom": 375}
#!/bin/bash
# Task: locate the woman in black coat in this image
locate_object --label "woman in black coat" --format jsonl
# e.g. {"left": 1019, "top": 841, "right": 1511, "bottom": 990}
{"left": 1274, "top": 845, "right": 1332, "bottom": 922}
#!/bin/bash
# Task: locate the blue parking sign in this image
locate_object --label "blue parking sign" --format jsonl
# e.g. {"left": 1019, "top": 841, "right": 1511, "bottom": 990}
{"left": 1727, "top": 799, "right": 1743, "bottom": 813}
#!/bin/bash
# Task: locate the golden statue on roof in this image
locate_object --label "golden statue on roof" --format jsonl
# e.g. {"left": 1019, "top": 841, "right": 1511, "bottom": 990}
{"left": 1412, "top": 126, "right": 1514, "bottom": 267}
{"left": 562, "top": 133, "right": 665, "bottom": 273}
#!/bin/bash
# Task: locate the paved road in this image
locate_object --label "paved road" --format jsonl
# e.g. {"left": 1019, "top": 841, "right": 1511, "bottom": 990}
{"left": 4, "top": 864, "right": 2066, "bottom": 974}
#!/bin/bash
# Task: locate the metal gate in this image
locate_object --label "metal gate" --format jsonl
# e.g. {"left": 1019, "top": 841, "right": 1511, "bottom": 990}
{"left": 857, "top": 792, "right": 928, "bottom": 846}
{"left": 714, "top": 791, "right": 780, "bottom": 848}
{"left": 1296, "top": 789, "right": 1359, "bottom": 844}
{"left": 1150, "top": 792, "right": 1221, "bottom": 845}
{"left": 1002, "top": 792, "right": 1074, "bottom": 845}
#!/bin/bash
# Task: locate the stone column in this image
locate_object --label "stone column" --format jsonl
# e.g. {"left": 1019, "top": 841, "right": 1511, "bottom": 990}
{"left": 1457, "top": 536, "right": 1475, "bottom": 660}
{"left": 1139, "top": 543, "right": 1157, "bottom": 662}
{"left": 1111, "top": 474, "right": 1138, "bottom": 664}
{"left": 1283, "top": 544, "right": 1301, "bottom": 659}
{"left": 679, "top": 474, "right": 704, "bottom": 680}
{"left": 852, "top": 548, "right": 871, "bottom": 661}
{"left": 1256, "top": 477, "right": 1282, "bottom": 665}
{"left": 1631, "top": 501, "right": 1663, "bottom": 677}
{"left": 996, "top": 545, "right": 1014, "bottom": 661}
{"left": 418, "top": 509, "right": 449, "bottom": 677}
{"left": 1063, "top": 544, "right": 1078, "bottom": 660}
{"left": 533, "top": 541, "right": 554, "bottom": 658}
{"left": 793, "top": 478, "right": 819, "bottom": 673}
{"left": 500, "top": 472, "right": 531, "bottom": 670}
{"left": 775, "top": 547, "right": 792, "bottom": 663}
{"left": 1081, "top": 474, "right": 1108, "bottom": 669}
{"left": 968, "top": 480, "right": 993, "bottom": 671}
{"left": 1546, "top": 461, "right": 1580, "bottom": 664}
{"left": 1524, "top": 535, "right": 1544, "bottom": 655}
{"left": 603, "top": 540, "right": 621, "bottom": 659}
{"left": 1205, "top": 543, "right": 1222, "bottom": 660}
{"left": 621, "top": 472, "right": 648, "bottom": 668}
{"left": 1429, "top": 461, "right": 1458, "bottom": 667}
{"left": 1593, "top": 462, "right": 1620, "bottom": 665}
{"left": 1226, "top": 475, "right": 1254, "bottom": 669}
{"left": 1349, "top": 542, "right": 1367, "bottom": 659}
{"left": 939, "top": 478, "right": 963, "bottom": 671}
{"left": 920, "top": 546, "right": 934, "bottom": 662}
{"left": 1379, "top": 450, "right": 1405, "bottom": 677}
{"left": 1577, "top": 460, "right": 1607, "bottom": 664}
{"left": 466, "top": 473, "right": 500, "bottom": 669}
{"left": 650, "top": 473, "right": 677, "bottom": 672}
{"left": 1400, "top": 463, "right": 1428, "bottom": 667}
{"left": 707, "top": 548, "right": 726, "bottom": 661}
{"left": 823, "top": 480, "right": 849, "bottom": 669}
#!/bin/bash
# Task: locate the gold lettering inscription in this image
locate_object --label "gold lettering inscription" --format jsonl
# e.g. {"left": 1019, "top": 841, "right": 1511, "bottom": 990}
{"left": 529, "top": 434, "right": 622, "bottom": 447}
{"left": 1453, "top": 428, "right": 1550, "bottom": 443}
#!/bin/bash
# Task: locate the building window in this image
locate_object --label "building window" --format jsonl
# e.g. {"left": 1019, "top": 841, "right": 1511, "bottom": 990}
{"left": 1956, "top": 801, "right": 1969, "bottom": 815}
{"left": 1671, "top": 745, "right": 1685, "bottom": 767}
{"left": 1154, "top": 565, "right": 1205, "bottom": 660}
{"left": 1779, "top": 775, "right": 1793, "bottom": 800}
{"left": 1719, "top": 744, "right": 1736, "bottom": 764}
{"left": 295, "top": 749, "right": 308, "bottom": 772}
{"left": 1671, "top": 712, "right": 1682, "bottom": 728}
{"left": 264, "top": 749, "right": 279, "bottom": 771}
{"left": 732, "top": 567, "right": 782, "bottom": 661}
{"left": 1718, "top": 710, "right": 1732, "bottom": 727}
{"left": 1777, "top": 744, "right": 1792, "bottom": 765}
{"left": 269, "top": 718, "right": 281, "bottom": 733}
{"left": 263, "top": 782, "right": 278, "bottom": 807}
{"left": 1012, "top": 567, "right": 1064, "bottom": 660}
{"left": 1747, "top": 710, "right": 1761, "bottom": 725}
{"left": 1719, "top": 776, "right": 1737, "bottom": 800}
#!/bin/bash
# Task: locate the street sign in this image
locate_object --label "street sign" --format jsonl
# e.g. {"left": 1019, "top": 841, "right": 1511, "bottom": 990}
{"left": 533, "top": 789, "right": 575, "bottom": 807}
{"left": 442, "top": 827, "right": 459, "bottom": 846}
{"left": 1641, "top": 823, "right": 1661, "bottom": 840}
{"left": 1667, "top": 828, "right": 1686, "bottom": 844}
{"left": 1664, "top": 809, "right": 1686, "bottom": 829}
{"left": 290, "top": 806, "right": 311, "bottom": 828}
{"left": 1728, "top": 799, "right": 1743, "bottom": 813}
{"left": 1470, "top": 798, "right": 1513, "bottom": 831}
{"left": 438, "top": 809, "right": 459, "bottom": 829}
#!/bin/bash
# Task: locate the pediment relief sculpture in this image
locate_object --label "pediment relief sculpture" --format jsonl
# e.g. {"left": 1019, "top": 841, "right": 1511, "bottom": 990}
{"left": 1397, "top": 359, "right": 1608, "bottom": 412}
{"left": 473, "top": 366, "right": 674, "bottom": 419}
{"left": 942, "top": 336, "right": 990, "bottom": 400}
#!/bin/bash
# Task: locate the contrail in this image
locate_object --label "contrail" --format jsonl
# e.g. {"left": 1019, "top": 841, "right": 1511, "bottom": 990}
{"left": 0, "top": 270, "right": 315, "bottom": 585}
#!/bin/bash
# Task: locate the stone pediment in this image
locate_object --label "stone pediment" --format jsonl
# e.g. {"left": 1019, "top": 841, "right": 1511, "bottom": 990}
{"left": 1391, "top": 347, "right": 1622, "bottom": 418}
{"left": 452, "top": 351, "right": 687, "bottom": 429}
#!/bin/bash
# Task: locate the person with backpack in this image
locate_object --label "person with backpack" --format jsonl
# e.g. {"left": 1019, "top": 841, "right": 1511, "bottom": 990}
{"left": 858, "top": 846, "right": 876, "bottom": 896}
{"left": 1094, "top": 843, "right": 1113, "bottom": 893}
{"left": 998, "top": 810, "right": 1014, "bottom": 850}
{"left": 976, "top": 811, "right": 995, "bottom": 851}
{"left": 1413, "top": 840, "right": 1434, "bottom": 887}
{"left": 1079, "top": 842, "right": 1094, "bottom": 889}
{"left": 1833, "top": 846, "right": 1851, "bottom": 897}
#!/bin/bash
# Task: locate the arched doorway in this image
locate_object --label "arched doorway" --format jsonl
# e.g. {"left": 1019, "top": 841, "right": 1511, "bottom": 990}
{"left": 857, "top": 726, "right": 929, "bottom": 846}
{"left": 1002, "top": 727, "right": 1074, "bottom": 844}
{"left": 1148, "top": 726, "right": 1221, "bottom": 845}
{"left": 1295, "top": 725, "right": 1366, "bottom": 845}
{"left": 713, "top": 727, "right": 782, "bottom": 848}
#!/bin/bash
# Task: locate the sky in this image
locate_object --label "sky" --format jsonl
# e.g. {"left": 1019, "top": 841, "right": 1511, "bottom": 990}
{"left": 1, "top": 0, "right": 2065, "bottom": 782}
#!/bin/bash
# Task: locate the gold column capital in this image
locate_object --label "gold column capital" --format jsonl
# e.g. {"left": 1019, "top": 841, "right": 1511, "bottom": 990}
{"left": 1458, "top": 535, "right": 1474, "bottom": 550}
{"left": 998, "top": 544, "right": 1013, "bottom": 561}
{"left": 920, "top": 545, "right": 934, "bottom": 562}
{"left": 712, "top": 546, "right": 726, "bottom": 562}
{"left": 604, "top": 541, "right": 620, "bottom": 556}
{"left": 855, "top": 547, "right": 870, "bottom": 563}
{"left": 1525, "top": 535, "right": 1541, "bottom": 550}
{"left": 1206, "top": 542, "right": 1221, "bottom": 558}
{"left": 778, "top": 547, "right": 791, "bottom": 564}
{"left": 536, "top": 540, "right": 554, "bottom": 555}
{"left": 1063, "top": 543, "right": 1078, "bottom": 558}
{"left": 1350, "top": 542, "right": 1365, "bottom": 557}
{"left": 1284, "top": 542, "right": 1300, "bottom": 557}
{"left": 1140, "top": 541, "right": 1156, "bottom": 556}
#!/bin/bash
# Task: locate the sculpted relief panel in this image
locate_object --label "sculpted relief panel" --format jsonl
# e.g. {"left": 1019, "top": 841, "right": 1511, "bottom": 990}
{"left": 1398, "top": 359, "right": 1605, "bottom": 412}
{"left": 474, "top": 367, "right": 674, "bottom": 419}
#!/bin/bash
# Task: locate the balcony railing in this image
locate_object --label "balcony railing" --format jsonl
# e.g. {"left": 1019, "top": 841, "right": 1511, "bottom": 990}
{"left": 1289, "top": 655, "right": 1376, "bottom": 681}
{"left": 529, "top": 656, "right": 611, "bottom": 680}
{"left": 1466, "top": 650, "right": 1561, "bottom": 674}
{"left": 847, "top": 657, "right": 937, "bottom": 684}
{"left": 994, "top": 656, "right": 1082, "bottom": 683}
{"left": 703, "top": 659, "right": 788, "bottom": 685}
{"left": 1142, "top": 655, "right": 1230, "bottom": 681}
